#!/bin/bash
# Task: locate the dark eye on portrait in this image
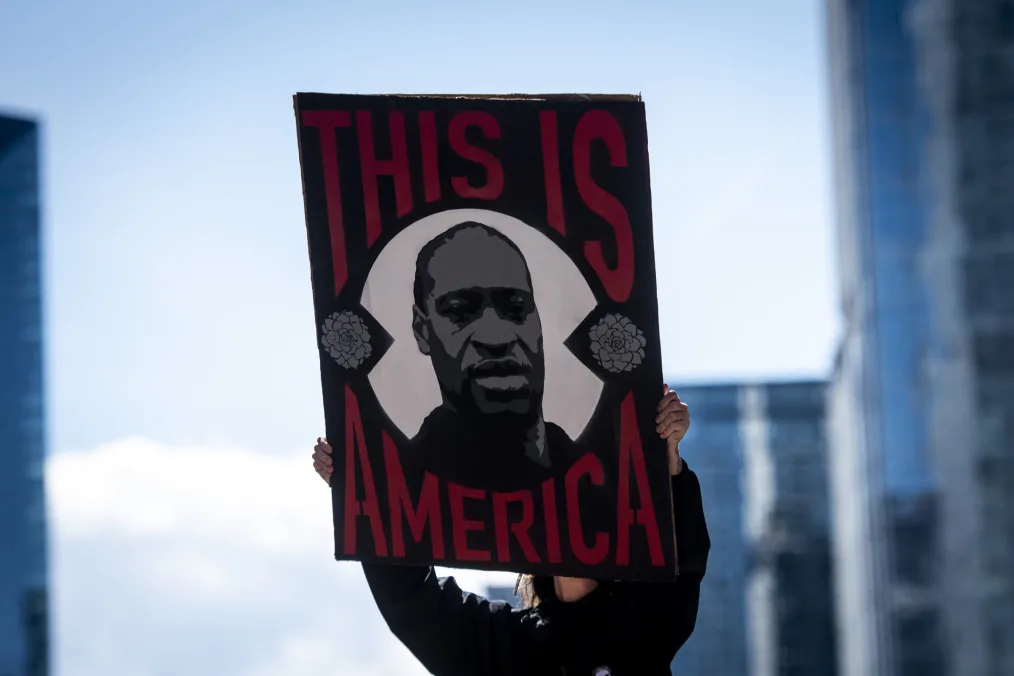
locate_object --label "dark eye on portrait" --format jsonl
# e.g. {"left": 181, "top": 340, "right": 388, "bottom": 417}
{"left": 436, "top": 290, "right": 483, "bottom": 324}
{"left": 491, "top": 289, "right": 534, "bottom": 322}
{"left": 435, "top": 288, "right": 534, "bottom": 326}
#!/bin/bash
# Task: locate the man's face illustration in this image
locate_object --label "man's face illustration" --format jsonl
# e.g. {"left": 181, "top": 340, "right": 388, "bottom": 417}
{"left": 413, "top": 225, "right": 544, "bottom": 416}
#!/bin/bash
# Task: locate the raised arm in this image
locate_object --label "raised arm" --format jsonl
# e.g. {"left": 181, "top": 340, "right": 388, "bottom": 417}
{"left": 613, "top": 387, "right": 711, "bottom": 664}
{"left": 623, "top": 461, "right": 710, "bottom": 662}
{"left": 362, "top": 563, "right": 537, "bottom": 676}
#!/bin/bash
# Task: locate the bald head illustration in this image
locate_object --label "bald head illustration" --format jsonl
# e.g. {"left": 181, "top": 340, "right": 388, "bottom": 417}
{"left": 412, "top": 222, "right": 545, "bottom": 417}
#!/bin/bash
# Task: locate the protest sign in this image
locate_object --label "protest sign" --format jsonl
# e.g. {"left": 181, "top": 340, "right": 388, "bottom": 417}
{"left": 294, "top": 93, "right": 675, "bottom": 580}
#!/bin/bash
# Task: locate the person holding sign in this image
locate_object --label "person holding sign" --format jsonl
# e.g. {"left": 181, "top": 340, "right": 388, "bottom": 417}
{"left": 312, "top": 386, "right": 708, "bottom": 675}
{"left": 298, "top": 94, "right": 692, "bottom": 577}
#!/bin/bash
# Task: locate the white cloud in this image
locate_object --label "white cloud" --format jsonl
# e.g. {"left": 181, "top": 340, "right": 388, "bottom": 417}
{"left": 47, "top": 439, "right": 518, "bottom": 676}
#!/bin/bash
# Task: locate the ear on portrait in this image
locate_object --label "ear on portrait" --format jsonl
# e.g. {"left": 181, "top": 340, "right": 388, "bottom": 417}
{"left": 412, "top": 305, "right": 431, "bottom": 355}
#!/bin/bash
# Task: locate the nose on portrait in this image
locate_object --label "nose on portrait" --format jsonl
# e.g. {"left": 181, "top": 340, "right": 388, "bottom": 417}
{"left": 469, "top": 308, "right": 518, "bottom": 353}
{"left": 472, "top": 338, "right": 513, "bottom": 360}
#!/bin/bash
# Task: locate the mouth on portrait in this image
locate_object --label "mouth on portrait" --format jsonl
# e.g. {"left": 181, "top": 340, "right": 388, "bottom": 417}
{"left": 469, "top": 359, "right": 532, "bottom": 393}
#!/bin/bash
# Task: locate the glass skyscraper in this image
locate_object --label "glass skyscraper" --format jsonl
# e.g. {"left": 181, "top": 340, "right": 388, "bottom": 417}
{"left": 826, "top": 1, "right": 1014, "bottom": 675}
{"left": 670, "top": 382, "right": 835, "bottom": 676}
{"left": 669, "top": 384, "right": 749, "bottom": 676}
{"left": 0, "top": 113, "right": 48, "bottom": 676}
{"left": 741, "top": 382, "right": 836, "bottom": 676}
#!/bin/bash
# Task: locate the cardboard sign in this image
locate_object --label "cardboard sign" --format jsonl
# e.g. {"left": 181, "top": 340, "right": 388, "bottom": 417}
{"left": 294, "top": 93, "right": 675, "bottom": 580}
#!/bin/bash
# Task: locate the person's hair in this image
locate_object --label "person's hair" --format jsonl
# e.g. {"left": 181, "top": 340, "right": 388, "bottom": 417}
{"left": 412, "top": 222, "right": 531, "bottom": 310}
{"left": 516, "top": 574, "right": 612, "bottom": 608}
{"left": 515, "top": 574, "right": 542, "bottom": 608}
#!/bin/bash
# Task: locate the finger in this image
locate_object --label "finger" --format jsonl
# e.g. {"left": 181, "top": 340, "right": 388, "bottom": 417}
{"left": 664, "top": 417, "right": 689, "bottom": 434}
{"left": 656, "top": 390, "right": 678, "bottom": 412}
{"left": 659, "top": 421, "right": 688, "bottom": 439}
{"left": 657, "top": 407, "right": 689, "bottom": 423}
{"left": 663, "top": 384, "right": 669, "bottom": 395}
{"left": 657, "top": 412, "right": 689, "bottom": 430}
{"left": 657, "top": 409, "right": 689, "bottom": 431}
{"left": 657, "top": 391, "right": 671, "bottom": 412}
{"left": 656, "top": 408, "right": 687, "bottom": 425}
{"left": 659, "top": 388, "right": 682, "bottom": 406}
{"left": 657, "top": 418, "right": 688, "bottom": 435}
{"left": 655, "top": 402, "right": 689, "bottom": 423}
{"left": 663, "top": 399, "right": 688, "bottom": 414}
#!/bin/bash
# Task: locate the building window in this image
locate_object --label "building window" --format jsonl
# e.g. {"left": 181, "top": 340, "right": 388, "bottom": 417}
{"left": 974, "top": 331, "right": 1014, "bottom": 376}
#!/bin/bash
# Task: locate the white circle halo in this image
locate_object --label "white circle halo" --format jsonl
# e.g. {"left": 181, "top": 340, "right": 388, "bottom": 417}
{"left": 361, "top": 208, "right": 603, "bottom": 441}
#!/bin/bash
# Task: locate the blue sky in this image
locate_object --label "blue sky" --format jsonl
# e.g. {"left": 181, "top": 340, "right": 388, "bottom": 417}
{"left": 2, "top": 0, "right": 837, "bottom": 457}
{"left": 1, "top": 1, "right": 838, "bottom": 673}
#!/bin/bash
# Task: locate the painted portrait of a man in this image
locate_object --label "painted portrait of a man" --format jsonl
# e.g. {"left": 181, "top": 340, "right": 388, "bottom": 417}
{"left": 406, "top": 221, "right": 582, "bottom": 488}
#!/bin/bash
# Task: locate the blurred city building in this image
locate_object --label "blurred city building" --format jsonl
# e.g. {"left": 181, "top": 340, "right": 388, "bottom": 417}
{"left": 826, "top": 1, "right": 1014, "bottom": 675}
{"left": 669, "top": 382, "right": 835, "bottom": 676}
{"left": 741, "top": 382, "right": 837, "bottom": 676}
{"left": 668, "top": 384, "right": 749, "bottom": 676}
{"left": 485, "top": 585, "right": 517, "bottom": 605}
{"left": 0, "top": 113, "right": 48, "bottom": 676}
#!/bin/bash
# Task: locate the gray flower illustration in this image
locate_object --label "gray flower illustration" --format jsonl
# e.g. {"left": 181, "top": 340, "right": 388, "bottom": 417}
{"left": 589, "top": 313, "right": 647, "bottom": 374}
{"left": 321, "top": 310, "right": 373, "bottom": 370}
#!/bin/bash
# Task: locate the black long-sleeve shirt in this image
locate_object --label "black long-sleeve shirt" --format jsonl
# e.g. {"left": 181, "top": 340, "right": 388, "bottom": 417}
{"left": 362, "top": 461, "right": 710, "bottom": 676}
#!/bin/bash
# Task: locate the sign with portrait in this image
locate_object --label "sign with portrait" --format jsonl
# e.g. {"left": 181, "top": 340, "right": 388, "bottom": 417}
{"left": 294, "top": 93, "right": 675, "bottom": 580}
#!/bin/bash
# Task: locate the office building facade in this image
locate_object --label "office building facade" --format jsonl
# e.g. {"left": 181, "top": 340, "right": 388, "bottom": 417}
{"left": 741, "top": 382, "right": 837, "bottom": 676}
{"left": 826, "top": 0, "right": 1014, "bottom": 675}
{"left": 668, "top": 384, "right": 749, "bottom": 676}
{"left": 0, "top": 113, "right": 48, "bottom": 676}
{"left": 669, "top": 382, "right": 835, "bottom": 676}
